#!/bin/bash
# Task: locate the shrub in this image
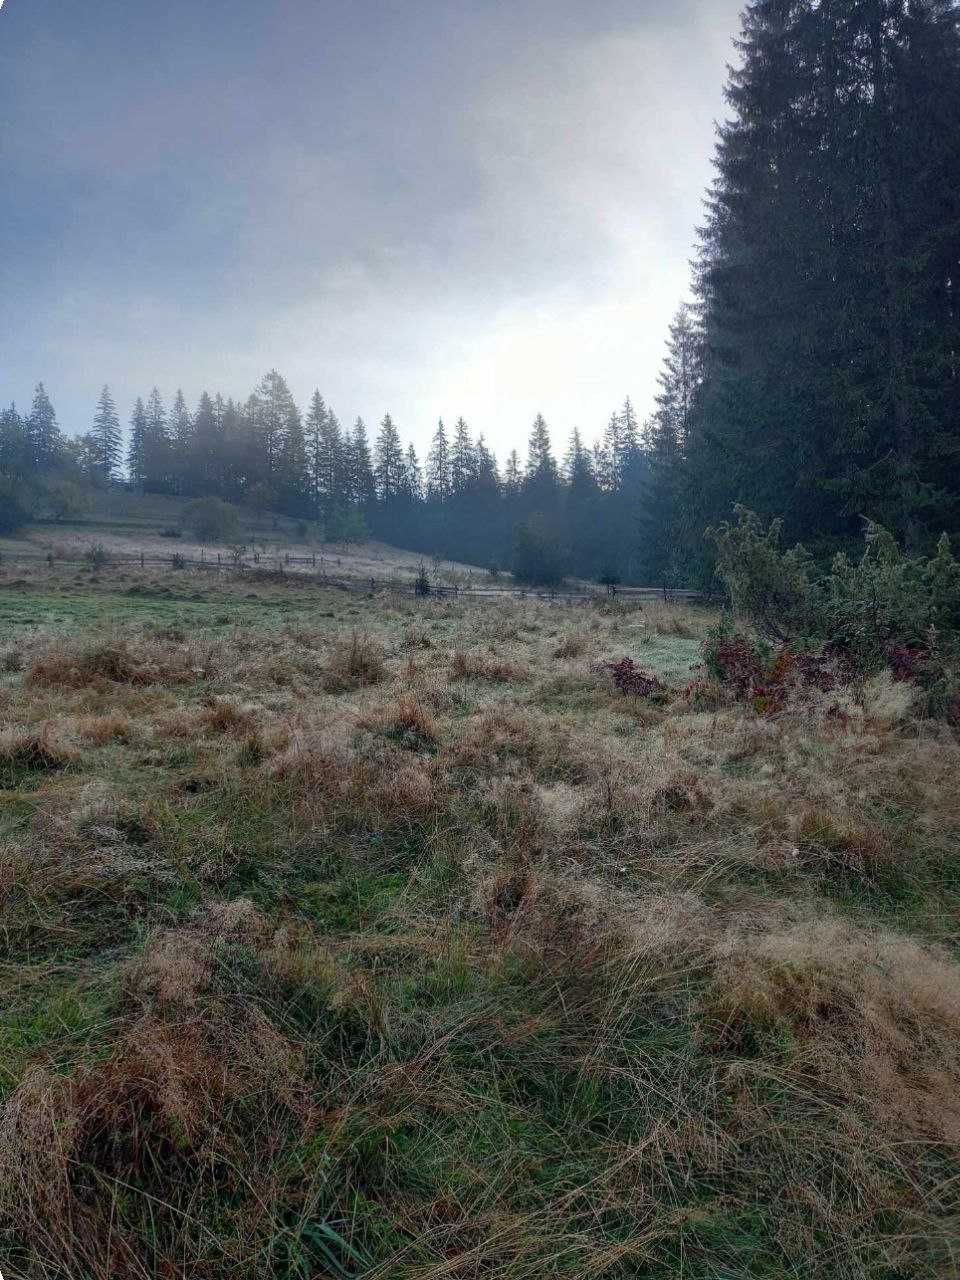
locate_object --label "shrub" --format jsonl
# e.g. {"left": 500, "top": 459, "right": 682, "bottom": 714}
{"left": 183, "top": 497, "right": 241, "bottom": 544}
{"left": 325, "top": 506, "right": 367, "bottom": 545}
{"left": 708, "top": 507, "right": 960, "bottom": 675}
{"left": 322, "top": 631, "right": 385, "bottom": 692}
{"left": 597, "top": 657, "right": 663, "bottom": 698}
{"left": 706, "top": 507, "right": 818, "bottom": 642}
{"left": 0, "top": 475, "right": 34, "bottom": 534}
{"left": 83, "top": 542, "right": 110, "bottom": 569}
{"left": 511, "top": 515, "right": 569, "bottom": 586}
{"left": 414, "top": 562, "right": 431, "bottom": 597}
{"left": 44, "top": 478, "right": 92, "bottom": 522}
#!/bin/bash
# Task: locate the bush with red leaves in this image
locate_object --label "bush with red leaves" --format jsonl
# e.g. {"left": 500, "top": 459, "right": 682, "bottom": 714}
{"left": 704, "top": 621, "right": 858, "bottom": 715}
{"left": 886, "top": 645, "right": 929, "bottom": 683}
{"left": 597, "top": 657, "right": 663, "bottom": 698}
{"left": 703, "top": 631, "right": 765, "bottom": 697}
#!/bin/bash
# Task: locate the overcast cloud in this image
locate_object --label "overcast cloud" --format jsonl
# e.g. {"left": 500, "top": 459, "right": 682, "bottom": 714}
{"left": 0, "top": 0, "right": 742, "bottom": 456}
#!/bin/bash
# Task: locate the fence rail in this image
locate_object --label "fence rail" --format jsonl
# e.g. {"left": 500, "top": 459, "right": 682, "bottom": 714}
{"left": 0, "top": 547, "right": 712, "bottom": 604}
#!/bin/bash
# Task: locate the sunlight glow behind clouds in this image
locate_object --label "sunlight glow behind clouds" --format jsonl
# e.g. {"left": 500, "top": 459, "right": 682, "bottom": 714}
{"left": 0, "top": 0, "right": 741, "bottom": 456}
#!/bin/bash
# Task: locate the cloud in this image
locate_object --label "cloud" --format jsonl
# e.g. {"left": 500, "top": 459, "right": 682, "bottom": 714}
{"left": 0, "top": 0, "right": 741, "bottom": 456}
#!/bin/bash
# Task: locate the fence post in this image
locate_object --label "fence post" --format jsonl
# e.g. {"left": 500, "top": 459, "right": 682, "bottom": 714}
{"left": 140, "top": 551, "right": 145, "bottom": 569}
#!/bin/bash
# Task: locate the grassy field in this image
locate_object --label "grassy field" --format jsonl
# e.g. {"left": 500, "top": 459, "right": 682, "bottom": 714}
{"left": 0, "top": 491, "right": 485, "bottom": 586}
{"left": 1, "top": 562, "right": 959, "bottom": 1278}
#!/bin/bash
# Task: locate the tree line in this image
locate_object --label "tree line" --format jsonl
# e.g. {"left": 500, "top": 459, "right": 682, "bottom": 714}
{"left": 0, "top": 374, "right": 692, "bottom": 582}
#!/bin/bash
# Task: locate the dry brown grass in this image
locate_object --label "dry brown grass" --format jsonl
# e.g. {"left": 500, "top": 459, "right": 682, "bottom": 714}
{"left": 551, "top": 631, "right": 590, "bottom": 659}
{"left": 449, "top": 707, "right": 597, "bottom": 783}
{"left": 702, "top": 918, "right": 960, "bottom": 1142}
{"left": 3, "top": 583, "right": 960, "bottom": 1278}
{"left": 449, "top": 648, "right": 528, "bottom": 682}
{"left": 360, "top": 692, "right": 440, "bottom": 751}
{"left": 0, "top": 722, "right": 77, "bottom": 771}
{"left": 1, "top": 901, "right": 314, "bottom": 1280}
{"left": 322, "top": 629, "right": 386, "bottom": 692}
{"left": 27, "top": 632, "right": 213, "bottom": 689}
{"left": 73, "top": 711, "right": 135, "bottom": 744}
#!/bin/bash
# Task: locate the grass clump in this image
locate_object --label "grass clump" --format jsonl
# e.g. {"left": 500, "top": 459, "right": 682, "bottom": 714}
{"left": 449, "top": 648, "right": 527, "bottom": 682}
{"left": 27, "top": 630, "right": 210, "bottom": 688}
{"left": 322, "top": 629, "right": 386, "bottom": 692}
{"left": 0, "top": 724, "right": 76, "bottom": 781}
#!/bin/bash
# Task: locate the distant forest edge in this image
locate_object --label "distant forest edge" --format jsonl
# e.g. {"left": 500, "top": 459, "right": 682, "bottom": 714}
{"left": 3, "top": 0, "right": 959, "bottom": 587}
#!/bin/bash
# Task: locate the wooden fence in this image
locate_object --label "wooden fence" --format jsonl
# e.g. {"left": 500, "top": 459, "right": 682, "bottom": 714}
{"left": 0, "top": 547, "right": 711, "bottom": 605}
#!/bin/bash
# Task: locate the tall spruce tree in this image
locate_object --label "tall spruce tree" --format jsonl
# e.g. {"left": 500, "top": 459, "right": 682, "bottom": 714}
{"left": 348, "top": 418, "right": 376, "bottom": 512}
{"left": 90, "top": 386, "right": 122, "bottom": 481}
{"left": 374, "top": 414, "right": 405, "bottom": 505}
{"left": 304, "top": 391, "right": 329, "bottom": 518}
{"left": 450, "top": 417, "right": 476, "bottom": 496}
{"left": 27, "top": 384, "right": 63, "bottom": 472}
{"left": 168, "top": 390, "right": 193, "bottom": 495}
{"left": 127, "top": 398, "right": 148, "bottom": 488}
{"left": 524, "top": 414, "right": 559, "bottom": 508}
{"left": 426, "top": 419, "right": 452, "bottom": 503}
{"left": 142, "top": 388, "right": 170, "bottom": 493}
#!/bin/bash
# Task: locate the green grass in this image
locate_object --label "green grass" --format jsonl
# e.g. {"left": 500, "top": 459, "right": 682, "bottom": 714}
{"left": 1, "top": 567, "right": 959, "bottom": 1278}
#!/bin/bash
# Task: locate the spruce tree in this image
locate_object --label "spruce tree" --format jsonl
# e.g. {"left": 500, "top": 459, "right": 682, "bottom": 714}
{"left": 26, "top": 383, "right": 63, "bottom": 472}
{"left": 450, "top": 417, "right": 476, "bottom": 495}
{"left": 248, "top": 370, "right": 296, "bottom": 483}
{"left": 169, "top": 390, "right": 193, "bottom": 494}
{"left": 524, "top": 414, "right": 559, "bottom": 510}
{"left": 304, "top": 391, "right": 329, "bottom": 518}
{"left": 142, "top": 388, "right": 170, "bottom": 492}
{"left": 90, "top": 386, "right": 123, "bottom": 481}
{"left": 192, "top": 392, "right": 221, "bottom": 495}
{"left": 405, "top": 444, "right": 424, "bottom": 502}
{"left": 0, "top": 405, "right": 29, "bottom": 480}
{"left": 691, "top": 0, "right": 960, "bottom": 548}
{"left": 348, "top": 418, "right": 376, "bottom": 512}
{"left": 426, "top": 419, "right": 452, "bottom": 503}
{"left": 503, "top": 449, "right": 522, "bottom": 495}
{"left": 128, "top": 398, "right": 148, "bottom": 489}
{"left": 374, "top": 414, "right": 405, "bottom": 505}
{"left": 278, "top": 403, "right": 309, "bottom": 517}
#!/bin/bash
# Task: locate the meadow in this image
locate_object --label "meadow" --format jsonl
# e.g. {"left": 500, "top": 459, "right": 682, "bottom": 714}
{"left": 1, "top": 559, "right": 959, "bottom": 1278}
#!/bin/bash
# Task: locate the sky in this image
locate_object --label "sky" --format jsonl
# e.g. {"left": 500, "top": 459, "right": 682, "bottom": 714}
{"left": 0, "top": 0, "right": 742, "bottom": 458}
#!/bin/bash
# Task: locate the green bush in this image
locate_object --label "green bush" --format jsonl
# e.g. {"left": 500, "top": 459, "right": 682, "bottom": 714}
{"left": 0, "top": 476, "right": 34, "bottom": 535}
{"left": 708, "top": 507, "right": 960, "bottom": 671}
{"left": 44, "top": 479, "right": 93, "bottom": 523}
{"left": 325, "top": 507, "right": 367, "bottom": 545}
{"left": 182, "top": 497, "right": 241, "bottom": 544}
{"left": 706, "top": 508, "right": 818, "bottom": 643}
{"left": 511, "top": 515, "right": 569, "bottom": 587}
